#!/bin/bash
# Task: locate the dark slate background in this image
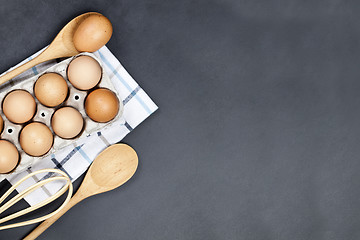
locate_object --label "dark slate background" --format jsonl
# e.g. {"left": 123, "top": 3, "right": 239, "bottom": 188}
{"left": 0, "top": 0, "right": 360, "bottom": 239}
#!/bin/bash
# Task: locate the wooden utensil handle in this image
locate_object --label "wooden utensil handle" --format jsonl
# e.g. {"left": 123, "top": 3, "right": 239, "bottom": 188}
{"left": 23, "top": 194, "right": 82, "bottom": 240}
{"left": 0, "top": 52, "right": 49, "bottom": 86}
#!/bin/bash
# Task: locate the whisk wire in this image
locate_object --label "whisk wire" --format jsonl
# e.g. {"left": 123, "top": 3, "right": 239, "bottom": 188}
{"left": 0, "top": 169, "right": 73, "bottom": 230}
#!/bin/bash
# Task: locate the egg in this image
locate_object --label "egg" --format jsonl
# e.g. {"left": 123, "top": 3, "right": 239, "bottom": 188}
{"left": 2, "top": 90, "right": 36, "bottom": 124}
{"left": 73, "top": 14, "right": 113, "bottom": 52}
{"left": 67, "top": 56, "right": 102, "bottom": 90}
{"left": 20, "top": 122, "right": 53, "bottom": 157}
{"left": 34, "top": 73, "right": 68, "bottom": 107}
{"left": 51, "top": 107, "right": 83, "bottom": 139}
{"left": 0, "top": 140, "right": 19, "bottom": 174}
{"left": 85, "top": 88, "right": 119, "bottom": 123}
{"left": 0, "top": 115, "right": 3, "bottom": 134}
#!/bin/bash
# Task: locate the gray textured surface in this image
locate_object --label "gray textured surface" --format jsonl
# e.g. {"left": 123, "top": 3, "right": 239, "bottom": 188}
{"left": 0, "top": 0, "right": 360, "bottom": 239}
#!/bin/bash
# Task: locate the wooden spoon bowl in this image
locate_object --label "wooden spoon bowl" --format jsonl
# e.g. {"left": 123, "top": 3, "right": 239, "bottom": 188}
{"left": 78, "top": 143, "right": 139, "bottom": 198}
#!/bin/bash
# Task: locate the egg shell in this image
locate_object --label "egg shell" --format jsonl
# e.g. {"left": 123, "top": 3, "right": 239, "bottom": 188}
{"left": 20, "top": 122, "right": 53, "bottom": 157}
{"left": 51, "top": 107, "right": 84, "bottom": 139}
{"left": 34, "top": 73, "right": 68, "bottom": 107}
{"left": 0, "top": 140, "right": 19, "bottom": 174}
{"left": 85, "top": 88, "right": 119, "bottom": 123}
{"left": 73, "top": 14, "right": 113, "bottom": 53}
{"left": 2, "top": 90, "right": 36, "bottom": 124}
{"left": 67, "top": 55, "right": 102, "bottom": 90}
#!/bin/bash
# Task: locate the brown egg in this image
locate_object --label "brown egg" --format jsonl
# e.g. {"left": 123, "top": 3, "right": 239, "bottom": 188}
{"left": 20, "top": 122, "right": 53, "bottom": 157}
{"left": 34, "top": 73, "right": 68, "bottom": 107}
{"left": 67, "top": 56, "right": 102, "bottom": 90}
{"left": 0, "top": 115, "right": 3, "bottom": 134}
{"left": 51, "top": 107, "right": 83, "bottom": 139}
{"left": 85, "top": 88, "right": 119, "bottom": 123}
{"left": 2, "top": 90, "right": 36, "bottom": 124}
{"left": 0, "top": 140, "right": 19, "bottom": 174}
{"left": 73, "top": 14, "right": 113, "bottom": 52}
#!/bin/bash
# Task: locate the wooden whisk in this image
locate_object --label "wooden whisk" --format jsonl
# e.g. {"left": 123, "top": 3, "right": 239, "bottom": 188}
{"left": 0, "top": 169, "right": 73, "bottom": 230}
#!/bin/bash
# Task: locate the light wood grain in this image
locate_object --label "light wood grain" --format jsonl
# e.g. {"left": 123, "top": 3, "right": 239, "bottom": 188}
{"left": 0, "top": 12, "right": 101, "bottom": 86}
{"left": 23, "top": 144, "right": 138, "bottom": 240}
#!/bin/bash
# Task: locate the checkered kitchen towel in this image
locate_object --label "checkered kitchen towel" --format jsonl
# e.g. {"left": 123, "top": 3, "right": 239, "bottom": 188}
{"left": 1, "top": 46, "right": 158, "bottom": 206}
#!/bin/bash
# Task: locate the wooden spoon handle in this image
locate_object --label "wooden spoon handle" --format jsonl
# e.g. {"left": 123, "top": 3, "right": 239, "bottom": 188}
{"left": 23, "top": 194, "right": 83, "bottom": 240}
{"left": 0, "top": 51, "right": 50, "bottom": 86}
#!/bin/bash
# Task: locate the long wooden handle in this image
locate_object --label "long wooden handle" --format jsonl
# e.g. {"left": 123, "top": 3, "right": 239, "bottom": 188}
{"left": 0, "top": 51, "right": 50, "bottom": 86}
{"left": 23, "top": 194, "right": 83, "bottom": 240}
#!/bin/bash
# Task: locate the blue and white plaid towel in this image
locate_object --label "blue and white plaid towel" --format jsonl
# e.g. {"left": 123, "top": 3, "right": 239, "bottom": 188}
{"left": 2, "top": 46, "right": 158, "bottom": 206}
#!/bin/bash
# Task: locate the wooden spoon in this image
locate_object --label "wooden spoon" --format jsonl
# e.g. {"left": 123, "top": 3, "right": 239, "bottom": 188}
{"left": 23, "top": 143, "right": 138, "bottom": 240}
{"left": 0, "top": 12, "right": 112, "bottom": 86}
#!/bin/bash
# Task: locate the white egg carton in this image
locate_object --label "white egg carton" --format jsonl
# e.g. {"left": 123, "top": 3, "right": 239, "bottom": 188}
{"left": 0, "top": 52, "right": 124, "bottom": 179}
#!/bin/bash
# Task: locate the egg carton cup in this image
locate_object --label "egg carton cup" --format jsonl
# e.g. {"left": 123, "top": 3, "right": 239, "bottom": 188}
{"left": 0, "top": 52, "right": 124, "bottom": 179}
